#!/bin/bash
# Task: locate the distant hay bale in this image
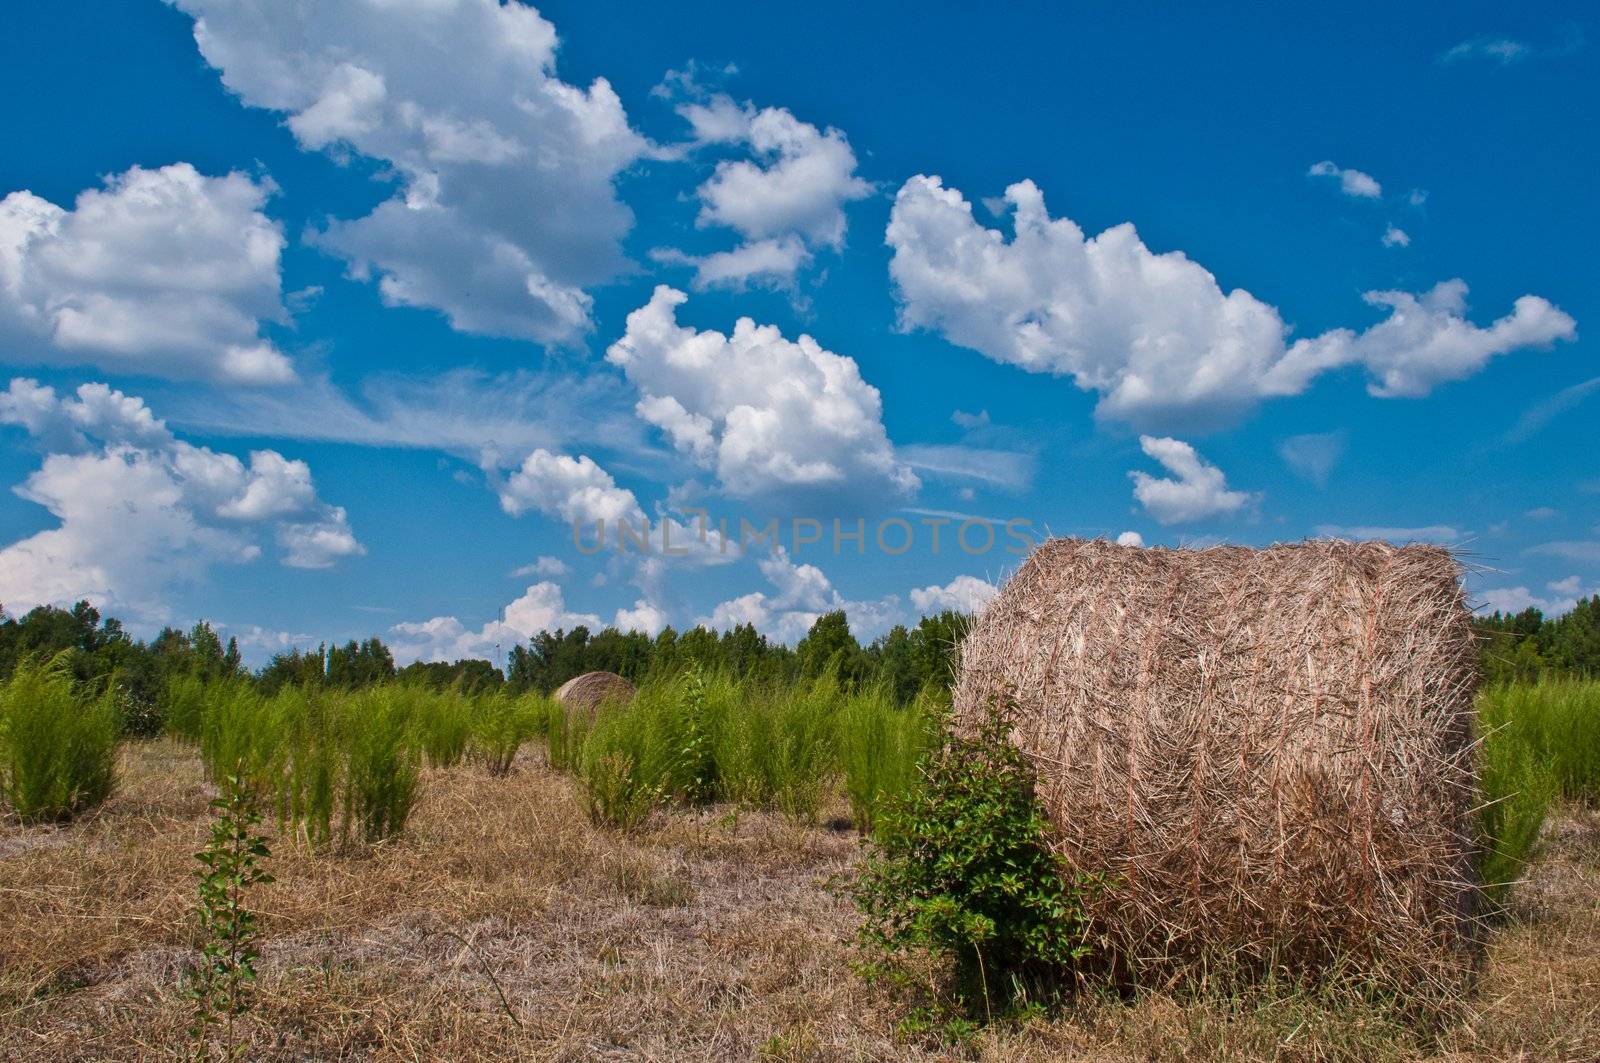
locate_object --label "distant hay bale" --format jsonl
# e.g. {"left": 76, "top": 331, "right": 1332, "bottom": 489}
{"left": 554, "top": 671, "right": 636, "bottom": 716}
{"left": 952, "top": 537, "right": 1482, "bottom": 987}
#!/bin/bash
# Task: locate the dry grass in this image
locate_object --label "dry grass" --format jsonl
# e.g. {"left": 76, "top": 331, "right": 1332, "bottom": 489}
{"left": 1, "top": 740, "right": 1595, "bottom": 1062}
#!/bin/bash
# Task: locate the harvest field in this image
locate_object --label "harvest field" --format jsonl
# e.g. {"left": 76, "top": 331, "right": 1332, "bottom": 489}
{"left": 1, "top": 664, "right": 1598, "bottom": 1062}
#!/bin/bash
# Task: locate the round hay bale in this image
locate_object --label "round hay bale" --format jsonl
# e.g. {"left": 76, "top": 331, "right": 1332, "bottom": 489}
{"left": 953, "top": 537, "right": 1481, "bottom": 987}
{"left": 553, "top": 671, "right": 636, "bottom": 716}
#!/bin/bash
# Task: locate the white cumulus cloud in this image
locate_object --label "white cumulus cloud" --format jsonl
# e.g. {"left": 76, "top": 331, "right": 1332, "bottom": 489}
{"left": 1129, "top": 436, "right": 1254, "bottom": 525}
{"left": 390, "top": 581, "right": 600, "bottom": 663}
{"left": 0, "top": 378, "right": 360, "bottom": 622}
{"left": 0, "top": 163, "right": 292, "bottom": 383}
{"left": 886, "top": 175, "right": 1575, "bottom": 430}
{"left": 909, "top": 574, "right": 998, "bottom": 616}
{"left": 607, "top": 286, "right": 918, "bottom": 503}
{"left": 169, "top": 0, "right": 647, "bottom": 345}
{"left": 665, "top": 94, "right": 871, "bottom": 289}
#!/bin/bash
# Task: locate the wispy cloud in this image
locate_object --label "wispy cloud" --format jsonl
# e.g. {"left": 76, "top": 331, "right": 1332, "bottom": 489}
{"left": 1441, "top": 36, "right": 1532, "bottom": 65}
{"left": 164, "top": 370, "right": 647, "bottom": 468}
{"left": 1441, "top": 26, "right": 1585, "bottom": 66}
{"left": 1504, "top": 376, "right": 1600, "bottom": 443}
{"left": 1315, "top": 524, "right": 1463, "bottom": 543}
{"left": 1526, "top": 540, "right": 1600, "bottom": 564}
{"left": 898, "top": 443, "right": 1036, "bottom": 492}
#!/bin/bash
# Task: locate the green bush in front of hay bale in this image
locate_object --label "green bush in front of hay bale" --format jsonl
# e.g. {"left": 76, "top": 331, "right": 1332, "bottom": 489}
{"left": 0, "top": 655, "right": 120, "bottom": 823}
{"left": 467, "top": 690, "right": 547, "bottom": 776}
{"left": 851, "top": 692, "right": 1102, "bottom": 1024}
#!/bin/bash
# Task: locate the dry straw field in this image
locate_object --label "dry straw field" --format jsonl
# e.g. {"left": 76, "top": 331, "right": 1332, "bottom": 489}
{"left": 0, "top": 740, "right": 1597, "bottom": 1060}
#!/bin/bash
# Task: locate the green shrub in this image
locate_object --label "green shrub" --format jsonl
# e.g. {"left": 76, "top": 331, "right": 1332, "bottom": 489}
{"left": 839, "top": 684, "right": 933, "bottom": 835}
{"left": 1480, "top": 679, "right": 1600, "bottom": 804}
{"left": 852, "top": 693, "right": 1100, "bottom": 1021}
{"left": 711, "top": 671, "right": 840, "bottom": 820}
{"left": 199, "top": 682, "right": 283, "bottom": 790}
{"left": 580, "top": 749, "right": 658, "bottom": 830}
{"left": 279, "top": 688, "right": 340, "bottom": 847}
{"left": 0, "top": 655, "right": 120, "bottom": 823}
{"left": 190, "top": 772, "right": 273, "bottom": 1058}
{"left": 1477, "top": 691, "right": 1560, "bottom": 909}
{"left": 413, "top": 687, "right": 472, "bottom": 769}
{"left": 468, "top": 691, "right": 545, "bottom": 776}
{"left": 163, "top": 672, "right": 208, "bottom": 744}
{"left": 342, "top": 688, "right": 421, "bottom": 842}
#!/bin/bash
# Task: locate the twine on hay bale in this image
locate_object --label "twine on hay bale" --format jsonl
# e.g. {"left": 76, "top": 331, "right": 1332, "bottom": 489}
{"left": 553, "top": 671, "right": 637, "bottom": 717}
{"left": 951, "top": 537, "right": 1482, "bottom": 988}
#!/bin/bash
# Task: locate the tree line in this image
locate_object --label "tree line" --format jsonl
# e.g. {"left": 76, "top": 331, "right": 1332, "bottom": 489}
{"left": 0, "top": 600, "right": 972, "bottom": 735}
{"left": 1475, "top": 595, "right": 1600, "bottom": 684}
{"left": 7, "top": 591, "right": 1590, "bottom": 736}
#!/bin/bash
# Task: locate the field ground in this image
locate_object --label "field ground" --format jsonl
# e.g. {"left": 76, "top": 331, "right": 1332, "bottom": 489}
{"left": 1, "top": 740, "right": 1596, "bottom": 1062}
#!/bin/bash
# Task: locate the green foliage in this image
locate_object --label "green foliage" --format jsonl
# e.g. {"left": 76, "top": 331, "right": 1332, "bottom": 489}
{"left": 326, "top": 638, "right": 396, "bottom": 689}
{"left": 165, "top": 672, "right": 210, "bottom": 743}
{"left": 1476, "top": 714, "right": 1558, "bottom": 910}
{"left": 1474, "top": 680, "right": 1600, "bottom": 910}
{"left": 1479, "top": 678, "right": 1600, "bottom": 804}
{"left": 194, "top": 684, "right": 437, "bottom": 845}
{"left": 840, "top": 685, "right": 935, "bottom": 835}
{"left": 0, "top": 655, "right": 119, "bottom": 822}
{"left": 580, "top": 749, "right": 658, "bottom": 830}
{"left": 467, "top": 691, "right": 546, "bottom": 775}
{"left": 1478, "top": 596, "right": 1600, "bottom": 682}
{"left": 341, "top": 688, "right": 422, "bottom": 843}
{"left": 190, "top": 773, "right": 273, "bottom": 1061}
{"left": 413, "top": 686, "right": 473, "bottom": 769}
{"left": 852, "top": 693, "right": 1099, "bottom": 1020}
{"left": 545, "top": 667, "right": 926, "bottom": 829}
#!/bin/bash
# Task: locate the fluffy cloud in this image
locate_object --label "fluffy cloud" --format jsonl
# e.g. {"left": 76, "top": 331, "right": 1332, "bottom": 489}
{"left": 702, "top": 548, "right": 860, "bottom": 643}
{"left": 607, "top": 286, "right": 918, "bottom": 502}
{"left": 667, "top": 95, "right": 871, "bottom": 289}
{"left": 909, "top": 574, "right": 998, "bottom": 616}
{"left": 0, "top": 378, "right": 360, "bottom": 622}
{"left": 1129, "top": 436, "right": 1253, "bottom": 525}
{"left": 886, "top": 175, "right": 1575, "bottom": 430}
{"left": 1382, "top": 225, "right": 1411, "bottom": 248}
{"left": 613, "top": 598, "right": 669, "bottom": 635}
{"left": 1478, "top": 576, "right": 1593, "bottom": 617}
{"left": 702, "top": 551, "right": 995, "bottom": 645}
{"left": 390, "top": 581, "right": 600, "bottom": 663}
{"left": 0, "top": 163, "right": 291, "bottom": 383}
{"left": 1115, "top": 531, "right": 1145, "bottom": 547}
{"left": 390, "top": 580, "right": 673, "bottom": 661}
{"left": 511, "top": 556, "right": 569, "bottom": 579}
{"left": 1307, "top": 160, "right": 1382, "bottom": 198}
{"left": 1266, "top": 280, "right": 1577, "bottom": 399}
{"left": 496, "top": 448, "right": 644, "bottom": 525}
{"left": 170, "top": 0, "right": 646, "bottom": 344}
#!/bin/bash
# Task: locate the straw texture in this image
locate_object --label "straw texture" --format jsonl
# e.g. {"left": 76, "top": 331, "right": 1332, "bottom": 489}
{"left": 952, "top": 538, "right": 1482, "bottom": 986}
{"left": 553, "top": 671, "right": 636, "bottom": 716}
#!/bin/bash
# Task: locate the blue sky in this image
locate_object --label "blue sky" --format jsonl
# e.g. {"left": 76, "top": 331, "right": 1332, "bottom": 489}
{"left": 0, "top": 1, "right": 1594, "bottom": 663}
